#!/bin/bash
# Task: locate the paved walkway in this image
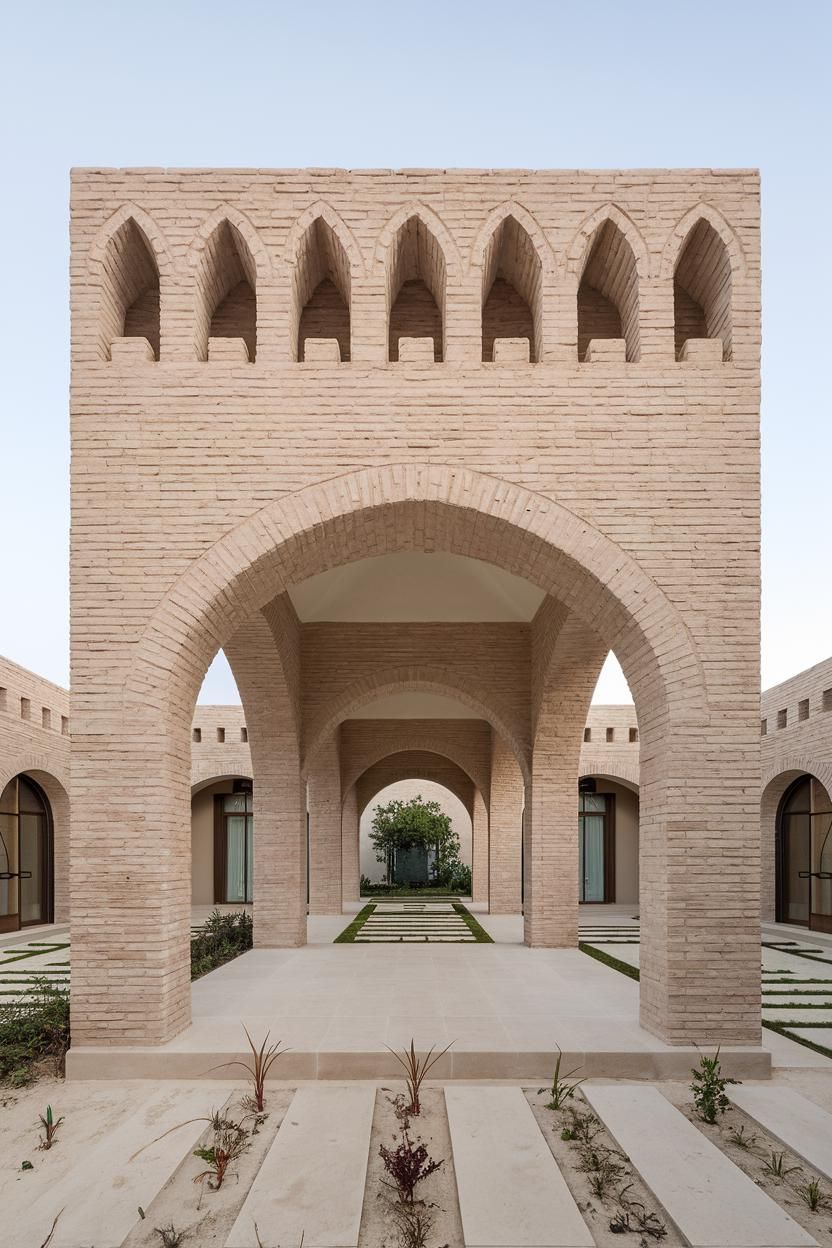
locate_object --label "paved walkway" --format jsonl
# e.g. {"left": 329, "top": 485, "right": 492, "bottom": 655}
{"left": 349, "top": 900, "right": 478, "bottom": 942}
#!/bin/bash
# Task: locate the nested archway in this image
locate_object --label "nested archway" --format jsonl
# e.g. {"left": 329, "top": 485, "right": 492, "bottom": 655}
{"left": 73, "top": 464, "right": 754, "bottom": 1048}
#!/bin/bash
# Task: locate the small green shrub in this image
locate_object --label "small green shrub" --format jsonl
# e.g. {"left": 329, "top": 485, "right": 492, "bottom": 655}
{"left": 690, "top": 1049, "right": 737, "bottom": 1124}
{"left": 796, "top": 1177, "right": 829, "bottom": 1211}
{"left": 539, "top": 1046, "right": 585, "bottom": 1110}
{"left": 0, "top": 978, "right": 70, "bottom": 1085}
{"left": 761, "top": 1149, "right": 802, "bottom": 1181}
{"left": 190, "top": 910, "right": 253, "bottom": 979}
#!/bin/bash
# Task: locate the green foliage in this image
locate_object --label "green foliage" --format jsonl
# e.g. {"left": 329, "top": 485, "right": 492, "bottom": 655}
{"left": 689, "top": 1049, "right": 737, "bottom": 1124}
{"left": 761, "top": 1149, "right": 802, "bottom": 1180}
{"left": 451, "top": 902, "right": 493, "bottom": 942}
{"left": 539, "top": 1046, "right": 585, "bottom": 1110}
{"left": 433, "top": 859, "right": 472, "bottom": 894}
{"left": 190, "top": 909, "right": 253, "bottom": 979}
{"left": 796, "top": 1177, "right": 829, "bottom": 1211}
{"left": 0, "top": 978, "right": 70, "bottom": 1085}
{"left": 37, "top": 1103, "right": 64, "bottom": 1150}
{"left": 369, "top": 795, "right": 461, "bottom": 885}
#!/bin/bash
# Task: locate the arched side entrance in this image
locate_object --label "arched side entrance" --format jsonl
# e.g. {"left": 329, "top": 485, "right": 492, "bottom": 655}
{"left": 0, "top": 774, "right": 55, "bottom": 931}
{"left": 70, "top": 465, "right": 757, "bottom": 1049}
{"left": 762, "top": 766, "right": 832, "bottom": 932}
{"left": 578, "top": 772, "right": 640, "bottom": 907}
{"left": 190, "top": 774, "right": 254, "bottom": 908}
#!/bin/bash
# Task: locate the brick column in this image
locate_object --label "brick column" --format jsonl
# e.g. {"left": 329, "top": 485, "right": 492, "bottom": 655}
{"left": 341, "top": 786, "right": 360, "bottom": 906}
{"left": 225, "top": 606, "right": 306, "bottom": 947}
{"left": 489, "top": 735, "right": 524, "bottom": 913}
{"left": 307, "top": 733, "right": 343, "bottom": 914}
{"left": 471, "top": 789, "right": 489, "bottom": 905}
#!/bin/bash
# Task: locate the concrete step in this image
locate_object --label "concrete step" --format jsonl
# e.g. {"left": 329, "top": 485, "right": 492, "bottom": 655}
{"left": 225, "top": 1084, "right": 375, "bottom": 1247}
{"left": 445, "top": 1085, "right": 593, "bottom": 1246}
{"left": 729, "top": 1084, "right": 832, "bottom": 1181}
{"left": 583, "top": 1083, "right": 816, "bottom": 1246}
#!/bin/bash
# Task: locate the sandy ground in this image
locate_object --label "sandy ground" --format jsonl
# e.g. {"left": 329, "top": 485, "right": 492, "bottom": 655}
{"left": 4, "top": 1069, "right": 832, "bottom": 1247}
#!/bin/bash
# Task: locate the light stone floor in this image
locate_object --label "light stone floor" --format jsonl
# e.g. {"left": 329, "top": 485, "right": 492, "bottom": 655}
{"left": 7, "top": 907, "right": 826, "bottom": 1079}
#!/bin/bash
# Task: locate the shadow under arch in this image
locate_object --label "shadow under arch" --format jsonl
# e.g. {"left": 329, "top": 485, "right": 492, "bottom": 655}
{"left": 352, "top": 749, "right": 479, "bottom": 819}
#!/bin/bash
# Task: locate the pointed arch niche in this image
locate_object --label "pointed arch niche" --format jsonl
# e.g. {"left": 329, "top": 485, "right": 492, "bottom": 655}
{"left": 481, "top": 215, "right": 542, "bottom": 362}
{"left": 100, "top": 217, "right": 160, "bottom": 359}
{"left": 195, "top": 219, "right": 257, "bottom": 360}
{"left": 674, "top": 218, "right": 732, "bottom": 360}
{"left": 577, "top": 219, "right": 640, "bottom": 362}
{"left": 387, "top": 215, "right": 446, "bottom": 362}
{"left": 292, "top": 217, "right": 352, "bottom": 361}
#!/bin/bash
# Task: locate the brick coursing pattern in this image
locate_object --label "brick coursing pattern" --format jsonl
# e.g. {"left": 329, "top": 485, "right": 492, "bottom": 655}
{"left": 69, "top": 168, "right": 761, "bottom": 1048}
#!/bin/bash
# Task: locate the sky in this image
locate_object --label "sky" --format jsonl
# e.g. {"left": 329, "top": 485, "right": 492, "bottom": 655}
{"left": 1, "top": 0, "right": 830, "bottom": 707}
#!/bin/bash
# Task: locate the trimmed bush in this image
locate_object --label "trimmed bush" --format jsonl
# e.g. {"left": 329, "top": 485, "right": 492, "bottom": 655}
{"left": 191, "top": 909, "right": 253, "bottom": 979}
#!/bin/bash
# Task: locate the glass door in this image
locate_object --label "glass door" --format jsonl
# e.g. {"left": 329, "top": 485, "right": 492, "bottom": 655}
{"left": 0, "top": 776, "right": 52, "bottom": 931}
{"left": 222, "top": 790, "right": 253, "bottom": 904}
{"left": 579, "top": 790, "right": 609, "bottom": 903}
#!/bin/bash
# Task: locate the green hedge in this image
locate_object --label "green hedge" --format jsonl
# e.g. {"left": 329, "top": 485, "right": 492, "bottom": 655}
{"left": 0, "top": 978, "right": 70, "bottom": 1086}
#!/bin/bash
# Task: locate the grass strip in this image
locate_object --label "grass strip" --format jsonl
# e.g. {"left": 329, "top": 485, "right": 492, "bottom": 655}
{"left": 451, "top": 903, "right": 493, "bottom": 943}
{"left": 762, "top": 1020, "right": 832, "bottom": 1060}
{"left": 333, "top": 903, "right": 377, "bottom": 943}
{"left": 579, "top": 941, "right": 640, "bottom": 981}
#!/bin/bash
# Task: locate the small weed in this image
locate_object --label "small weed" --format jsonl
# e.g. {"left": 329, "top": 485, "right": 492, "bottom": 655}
{"left": 579, "top": 1143, "right": 627, "bottom": 1200}
{"left": 795, "top": 1177, "right": 830, "bottom": 1211}
{"left": 380, "top": 1128, "right": 444, "bottom": 1204}
{"left": 21, "top": 1159, "right": 33, "bottom": 1171}
{"left": 37, "top": 1104, "right": 64, "bottom": 1150}
{"left": 609, "top": 1189, "right": 668, "bottom": 1240}
{"left": 727, "top": 1124, "right": 758, "bottom": 1151}
{"left": 38, "top": 1209, "right": 64, "bottom": 1248}
{"left": 563, "top": 1105, "right": 603, "bottom": 1147}
{"left": 561, "top": 1127, "right": 575, "bottom": 1140}
{"left": 393, "top": 1203, "right": 434, "bottom": 1248}
{"left": 153, "top": 1226, "right": 187, "bottom": 1248}
{"left": 538, "top": 1046, "right": 585, "bottom": 1110}
{"left": 761, "top": 1150, "right": 802, "bottom": 1181}
{"left": 211, "top": 1026, "right": 288, "bottom": 1113}
{"left": 690, "top": 1049, "right": 737, "bottom": 1124}
{"left": 385, "top": 1038, "right": 453, "bottom": 1116}
{"left": 193, "top": 1115, "right": 249, "bottom": 1191}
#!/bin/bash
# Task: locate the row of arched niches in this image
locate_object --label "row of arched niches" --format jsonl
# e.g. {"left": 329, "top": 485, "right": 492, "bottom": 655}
{"left": 90, "top": 201, "right": 744, "bottom": 365}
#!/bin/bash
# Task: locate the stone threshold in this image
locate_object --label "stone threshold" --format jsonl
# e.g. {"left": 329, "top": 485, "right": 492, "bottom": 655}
{"left": 66, "top": 1043, "right": 772, "bottom": 1082}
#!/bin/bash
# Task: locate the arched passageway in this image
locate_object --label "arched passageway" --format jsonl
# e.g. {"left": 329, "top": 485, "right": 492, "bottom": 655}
{"left": 70, "top": 465, "right": 758, "bottom": 1049}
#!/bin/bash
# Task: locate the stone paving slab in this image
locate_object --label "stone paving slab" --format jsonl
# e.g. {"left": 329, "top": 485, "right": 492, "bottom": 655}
{"left": 11, "top": 1086, "right": 211, "bottom": 1248}
{"left": 729, "top": 1085, "right": 832, "bottom": 1181}
{"left": 225, "top": 1084, "right": 375, "bottom": 1247}
{"left": 445, "top": 1085, "right": 593, "bottom": 1246}
{"left": 583, "top": 1084, "right": 816, "bottom": 1246}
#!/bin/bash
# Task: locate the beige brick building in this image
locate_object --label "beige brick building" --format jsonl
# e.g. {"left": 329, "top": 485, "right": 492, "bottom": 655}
{"left": 64, "top": 166, "right": 760, "bottom": 1050}
{"left": 761, "top": 659, "right": 832, "bottom": 932}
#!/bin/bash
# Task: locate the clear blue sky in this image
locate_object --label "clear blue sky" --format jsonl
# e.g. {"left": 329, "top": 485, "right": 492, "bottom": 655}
{"left": 1, "top": 0, "right": 829, "bottom": 704}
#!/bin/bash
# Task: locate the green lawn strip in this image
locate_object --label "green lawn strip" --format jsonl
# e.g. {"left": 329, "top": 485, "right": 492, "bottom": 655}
{"left": 761, "top": 1021, "right": 832, "bottom": 1060}
{"left": 579, "top": 941, "right": 640, "bottom": 982}
{"left": 451, "top": 903, "right": 493, "bottom": 942}
{"left": 762, "top": 943, "right": 832, "bottom": 968}
{"left": 360, "top": 888, "right": 463, "bottom": 900}
{"left": 334, "top": 904, "right": 377, "bottom": 943}
{"left": 762, "top": 989, "right": 832, "bottom": 996}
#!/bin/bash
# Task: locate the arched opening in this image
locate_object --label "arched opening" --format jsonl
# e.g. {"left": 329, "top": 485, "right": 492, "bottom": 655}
{"left": 578, "top": 775, "right": 639, "bottom": 907}
{"left": 75, "top": 467, "right": 756, "bottom": 1050}
{"left": 776, "top": 774, "right": 832, "bottom": 931}
{"left": 293, "top": 217, "right": 351, "bottom": 361}
{"left": 0, "top": 774, "right": 53, "bottom": 931}
{"left": 481, "top": 215, "right": 541, "bottom": 362}
{"left": 191, "top": 776, "right": 253, "bottom": 911}
{"left": 387, "top": 216, "right": 446, "bottom": 361}
{"left": 358, "top": 778, "right": 473, "bottom": 894}
{"left": 674, "top": 218, "right": 732, "bottom": 360}
{"left": 195, "top": 219, "right": 257, "bottom": 360}
{"left": 100, "top": 217, "right": 160, "bottom": 359}
{"left": 577, "top": 219, "right": 640, "bottom": 361}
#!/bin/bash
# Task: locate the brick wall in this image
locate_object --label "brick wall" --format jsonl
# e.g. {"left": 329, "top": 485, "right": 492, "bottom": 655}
{"left": 69, "top": 167, "right": 761, "bottom": 1047}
